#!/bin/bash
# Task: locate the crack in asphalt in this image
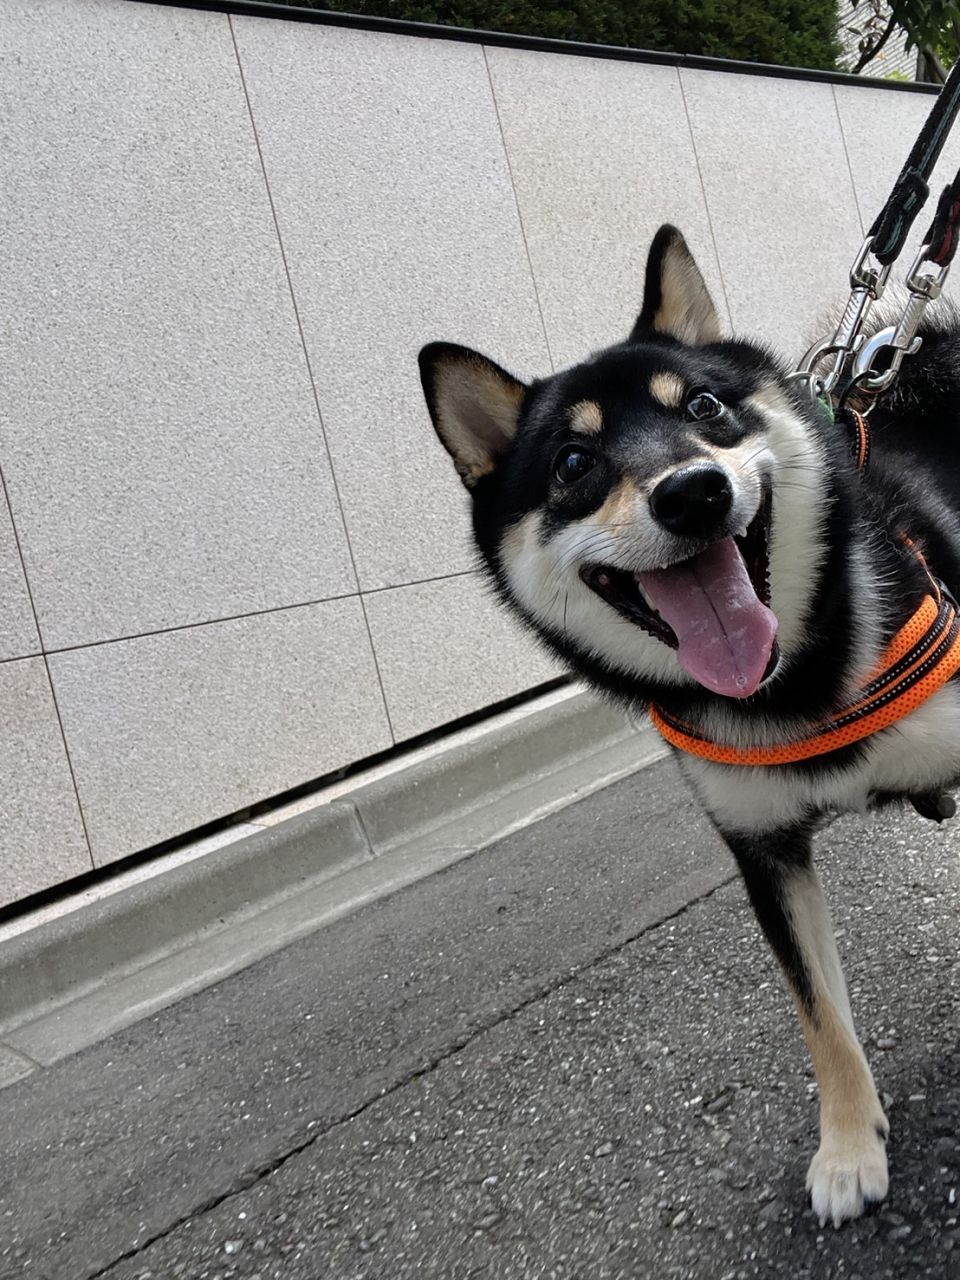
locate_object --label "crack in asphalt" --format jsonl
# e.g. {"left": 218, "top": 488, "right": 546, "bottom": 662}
{"left": 84, "top": 872, "right": 738, "bottom": 1279}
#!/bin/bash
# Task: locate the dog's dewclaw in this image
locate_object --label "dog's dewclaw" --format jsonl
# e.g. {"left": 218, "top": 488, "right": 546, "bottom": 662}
{"left": 806, "top": 1127, "right": 890, "bottom": 1228}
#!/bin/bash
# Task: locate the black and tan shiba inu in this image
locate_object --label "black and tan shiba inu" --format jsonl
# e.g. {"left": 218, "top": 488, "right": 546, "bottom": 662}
{"left": 418, "top": 225, "right": 960, "bottom": 1227}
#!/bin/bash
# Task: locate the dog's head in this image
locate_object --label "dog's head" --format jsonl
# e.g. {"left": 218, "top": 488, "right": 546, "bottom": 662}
{"left": 419, "top": 226, "right": 826, "bottom": 703}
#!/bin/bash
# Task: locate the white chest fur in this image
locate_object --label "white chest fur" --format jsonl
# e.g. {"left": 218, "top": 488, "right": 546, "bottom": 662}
{"left": 682, "top": 683, "right": 960, "bottom": 835}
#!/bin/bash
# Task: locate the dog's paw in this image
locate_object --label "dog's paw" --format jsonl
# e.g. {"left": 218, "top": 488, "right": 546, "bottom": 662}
{"left": 806, "top": 1122, "right": 889, "bottom": 1228}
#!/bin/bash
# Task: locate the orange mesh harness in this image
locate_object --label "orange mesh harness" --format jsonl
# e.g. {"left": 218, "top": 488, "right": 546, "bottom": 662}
{"left": 648, "top": 410, "right": 960, "bottom": 767}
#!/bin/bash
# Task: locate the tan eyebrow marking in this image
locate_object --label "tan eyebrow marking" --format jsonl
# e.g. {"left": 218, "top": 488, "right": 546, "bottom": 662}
{"left": 593, "top": 476, "right": 643, "bottom": 529}
{"left": 569, "top": 399, "right": 603, "bottom": 435}
{"left": 649, "top": 371, "right": 685, "bottom": 408}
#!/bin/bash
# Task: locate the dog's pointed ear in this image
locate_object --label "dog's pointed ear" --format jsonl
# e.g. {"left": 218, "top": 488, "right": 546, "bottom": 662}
{"left": 418, "top": 343, "right": 526, "bottom": 488}
{"left": 631, "top": 225, "right": 722, "bottom": 345}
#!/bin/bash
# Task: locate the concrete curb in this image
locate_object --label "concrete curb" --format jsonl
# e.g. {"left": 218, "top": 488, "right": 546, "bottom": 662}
{"left": 0, "top": 690, "right": 667, "bottom": 1080}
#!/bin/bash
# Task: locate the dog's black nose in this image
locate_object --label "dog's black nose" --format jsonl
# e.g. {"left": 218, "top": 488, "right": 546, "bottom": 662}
{"left": 650, "top": 465, "right": 733, "bottom": 538}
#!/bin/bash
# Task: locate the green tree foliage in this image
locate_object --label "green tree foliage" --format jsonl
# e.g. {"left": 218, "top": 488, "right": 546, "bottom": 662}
{"left": 297, "top": 0, "right": 840, "bottom": 71}
{"left": 848, "top": 1, "right": 958, "bottom": 78}
{"left": 891, "top": 1, "right": 959, "bottom": 75}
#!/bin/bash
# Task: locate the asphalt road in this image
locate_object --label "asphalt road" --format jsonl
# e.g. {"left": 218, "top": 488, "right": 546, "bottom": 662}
{"left": 2, "top": 756, "right": 959, "bottom": 1280}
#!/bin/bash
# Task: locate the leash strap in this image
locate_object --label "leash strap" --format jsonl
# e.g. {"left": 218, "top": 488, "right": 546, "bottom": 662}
{"left": 816, "top": 394, "right": 870, "bottom": 469}
{"left": 796, "top": 67, "right": 960, "bottom": 399}
{"left": 849, "top": 177, "right": 960, "bottom": 395}
{"left": 924, "top": 168, "right": 960, "bottom": 267}
{"left": 649, "top": 577, "right": 960, "bottom": 766}
{"left": 843, "top": 406, "right": 871, "bottom": 471}
{"left": 870, "top": 59, "right": 960, "bottom": 266}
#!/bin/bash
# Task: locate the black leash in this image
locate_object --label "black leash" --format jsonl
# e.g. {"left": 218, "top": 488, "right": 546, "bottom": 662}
{"left": 785, "top": 70, "right": 960, "bottom": 823}
{"left": 869, "top": 59, "right": 960, "bottom": 266}
{"left": 796, "top": 62, "right": 960, "bottom": 406}
{"left": 847, "top": 163, "right": 960, "bottom": 397}
{"left": 923, "top": 169, "right": 960, "bottom": 269}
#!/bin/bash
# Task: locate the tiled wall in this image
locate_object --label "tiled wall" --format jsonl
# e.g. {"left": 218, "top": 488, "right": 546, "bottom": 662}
{"left": 1, "top": 0, "right": 957, "bottom": 904}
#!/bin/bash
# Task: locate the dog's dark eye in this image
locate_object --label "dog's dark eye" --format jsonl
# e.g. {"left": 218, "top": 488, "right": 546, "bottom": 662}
{"left": 687, "top": 391, "right": 724, "bottom": 421}
{"left": 553, "top": 446, "right": 597, "bottom": 485}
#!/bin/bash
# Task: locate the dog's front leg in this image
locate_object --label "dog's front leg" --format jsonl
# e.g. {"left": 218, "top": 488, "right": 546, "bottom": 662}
{"left": 721, "top": 823, "right": 889, "bottom": 1227}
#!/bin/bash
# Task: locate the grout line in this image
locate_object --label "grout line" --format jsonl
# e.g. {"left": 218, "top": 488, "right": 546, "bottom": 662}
{"left": 0, "top": 1040, "right": 41, "bottom": 1070}
{"left": 676, "top": 66, "right": 736, "bottom": 334}
{"left": 36, "top": 569, "right": 481, "bottom": 660}
{"left": 363, "top": 568, "right": 478, "bottom": 595}
{"left": 227, "top": 15, "right": 396, "bottom": 741}
{"left": 358, "top": 595, "right": 397, "bottom": 741}
{"left": 482, "top": 45, "right": 556, "bottom": 373}
{"left": 0, "top": 465, "right": 96, "bottom": 870}
{"left": 831, "top": 84, "right": 867, "bottom": 237}
{"left": 347, "top": 797, "right": 375, "bottom": 860}
{"left": 82, "top": 871, "right": 736, "bottom": 1279}
{"left": 0, "top": 648, "right": 42, "bottom": 667}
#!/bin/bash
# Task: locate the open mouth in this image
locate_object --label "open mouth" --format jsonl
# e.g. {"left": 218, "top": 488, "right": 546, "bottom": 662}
{"left": 580, "top": 485, "right": 779, "bottom": 699}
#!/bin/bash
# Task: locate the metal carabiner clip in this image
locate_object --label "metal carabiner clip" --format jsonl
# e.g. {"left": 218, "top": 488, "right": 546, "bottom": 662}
{"left": 794, "top": 236, "right": 890, "bottom": 398}
{"left": 851, "top": 324, "right": 920, "bottom": 393}
{"left": 851, "top": 243, "right": 951, "bottom": 392}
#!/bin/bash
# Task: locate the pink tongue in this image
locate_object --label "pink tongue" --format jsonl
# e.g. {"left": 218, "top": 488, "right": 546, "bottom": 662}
{"left": 637, "top": 538, "right": 778, "bottom": 698}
